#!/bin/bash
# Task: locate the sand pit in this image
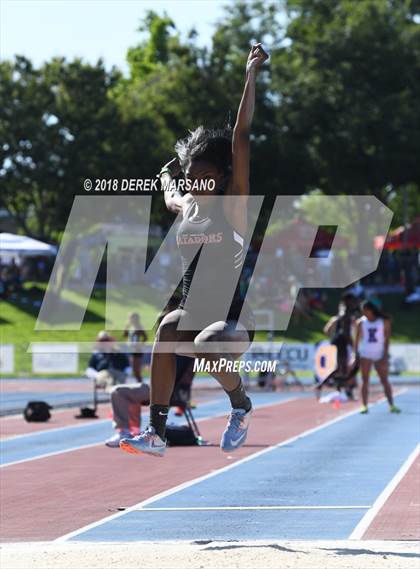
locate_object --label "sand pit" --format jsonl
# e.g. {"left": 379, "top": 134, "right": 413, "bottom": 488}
{"left": 1, "top": 540, "right": 419, "bottom": 569}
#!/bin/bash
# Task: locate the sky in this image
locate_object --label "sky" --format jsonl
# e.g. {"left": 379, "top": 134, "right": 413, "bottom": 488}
{"left": 1, "top": 0, "right": 228, "bottom": 73}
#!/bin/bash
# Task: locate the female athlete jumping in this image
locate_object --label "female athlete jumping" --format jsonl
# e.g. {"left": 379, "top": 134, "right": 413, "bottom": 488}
{"left": 355, "top": 301, "right": 401, "bottom": 414}
{"left": 120, "top": 43, "right": 269, "bottom": 457}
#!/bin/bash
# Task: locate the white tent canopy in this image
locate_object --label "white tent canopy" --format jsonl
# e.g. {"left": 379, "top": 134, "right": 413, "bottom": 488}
{"left": 0, "top": 233, "right": 57, "bottom": 259}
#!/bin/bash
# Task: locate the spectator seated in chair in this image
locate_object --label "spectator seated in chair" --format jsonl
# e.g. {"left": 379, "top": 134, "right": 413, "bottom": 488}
{"left": 105, "top": 382, "right": 150, "bottom": 447}
{"left": 105, "top": 355, "right": 196, "bottom": 447}
{"left": 86, "top": 331, "right": 131, "bottom": 391}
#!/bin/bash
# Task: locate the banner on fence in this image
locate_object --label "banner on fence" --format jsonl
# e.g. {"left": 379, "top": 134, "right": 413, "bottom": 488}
{"left": 1, "top": 340, "right": 417, "bottom": 375}
{"left": 31, "top": 343, "right": 79, "bottom": 374}
{"left": 0, "top": 344, "right": 14, "bottom": 373}
{"left": 243, "top": 342, "right": 419, "bottom": 373}
{"left": 244, "top": 342, "right": 315, "bottom": 371}
{"left": 388, "top": 344, "right": 420, "bottom": 374}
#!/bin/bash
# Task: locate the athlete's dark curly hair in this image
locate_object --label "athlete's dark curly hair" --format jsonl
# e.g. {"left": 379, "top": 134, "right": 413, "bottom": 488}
{"left": 362, "top": 300, "right": 390, "bottom": 321}
{"left": 175, "top": 125, "right": 232, "bottom": 177}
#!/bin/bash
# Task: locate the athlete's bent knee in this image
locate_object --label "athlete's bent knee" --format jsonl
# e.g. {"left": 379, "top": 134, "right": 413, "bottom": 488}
{"left": 156, "top": 320, "right": 179, "bottom": 342}
{"left": 194, "top": 332, "right": 220, "bottom": 357}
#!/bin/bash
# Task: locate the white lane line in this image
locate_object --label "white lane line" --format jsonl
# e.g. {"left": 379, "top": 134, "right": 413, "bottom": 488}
{"left": 349, "top": 442, "right": 420, "bottom": 540}
{"left": 0, "top": 441, "right": 105, "bottom": 468}
{"left": 0, "top": 419, "right": 111, "bottom": 442}
{"left": 130, "top": 505, "right": 371, "bottom": 512}
{"left": 0, "top": 405, "right": 107, "bottom": 421}
{"left": 0, "top": 397, "right": 230, "bottom": 441}
{"left": 0, "top": 396, "right": 297, "bottom": 468}
{"left": 56, "top": 391, "right": 404, "bottom": 542}
{"left": 0, "top": 398, "right": 224, "bottom": 439}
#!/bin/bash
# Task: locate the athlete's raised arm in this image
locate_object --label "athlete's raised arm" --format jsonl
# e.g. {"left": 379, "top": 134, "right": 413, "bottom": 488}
{"left": 232, "top": 43, "right": 268, "bottom": 195}
{"left": 225, "top": 43, "right": 268, "bottom": 234}
{"left": 324, "top": 316, "right": 338, "bottom": 337}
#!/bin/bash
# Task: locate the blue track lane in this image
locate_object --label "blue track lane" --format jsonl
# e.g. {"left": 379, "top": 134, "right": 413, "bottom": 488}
{"left": 0, "top": 392, "right": 298, "bottom": 465}
{"left": 0, "top": 392, "right": 102, "bottom": 413}
{"left": 0, "top": 378, "right": 101, "bottom": 414}
{"left": 1, "top": 375, "right": 418, "bottom": 414}
{"left": 69, "top": 389, "right": 419, "bottom": 542}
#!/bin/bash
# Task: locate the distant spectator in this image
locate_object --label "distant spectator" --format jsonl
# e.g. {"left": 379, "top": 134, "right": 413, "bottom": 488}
{"left": 347, "top": 280, "right": 365, "bottom": 299}
{"left": 37, "top": 257, "right": 48, "bottom": 280}
{"left": 381, "top": 250, "right": 394, "bottom": 284}
{"left": 367, "top": 291, "right": 382, "bottom": 309}
{"left": 123, "top": 312, "right": 147, "bottom": 382}
{"left": 0, "top": 256, "right": 5, "bottom": 299}
{"left": 400, "top": 249, "right": 416, "bottom": 294}
{"left": 86, "top": 331, "right": 131, "bottom": 390}
{"left": 2, "top": 257, "right": 21, "bottom": 294}
{"left": 307, "top": 290, "right": 324, "bottom": 312}
{"left": 323, "top": 293, "right": 360, "bottom": 397}
{"left": 390, "top": 251, "right": 401, "bottom": 284}
{"left": 0, "top": 277, "right": 5, "bottom": 299}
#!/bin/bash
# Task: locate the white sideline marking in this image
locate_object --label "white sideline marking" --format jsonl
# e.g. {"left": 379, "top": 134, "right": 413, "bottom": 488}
{"left": 132, "top": 505, "right": 371, "bottom": 512}
{"left": 56, "top": 391, "right": 406, "bottom": 542}
{"left": 0, "top": 441, "right": 105, "bottom": 468}
{"left": 0, "top": 396, "right": 297, "bottom": 468}
{"left": 1, "top": 419, "right": 111, "bottom": 442}
{"left": 1, "top": 406, "right": 91, "bottom": 421}
{"left": 349, "top": 442, "right": 419, "bottom": 540}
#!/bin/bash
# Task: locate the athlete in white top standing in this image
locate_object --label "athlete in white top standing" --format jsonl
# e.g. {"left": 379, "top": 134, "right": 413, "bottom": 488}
{"left": 355, "top": 301, "right": 401, "bottom": 414}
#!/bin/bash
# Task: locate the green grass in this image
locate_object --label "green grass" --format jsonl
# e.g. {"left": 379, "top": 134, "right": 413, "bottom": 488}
{"left": 1, "top": 283, "right": 418, "bottom": 375}
{"left": 0, "top": 282, "right": 161, "bottom": 374}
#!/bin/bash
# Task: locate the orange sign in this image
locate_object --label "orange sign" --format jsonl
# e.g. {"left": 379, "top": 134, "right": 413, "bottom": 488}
{"left": 315, "top": 343, "right": 337, "bottom": 381}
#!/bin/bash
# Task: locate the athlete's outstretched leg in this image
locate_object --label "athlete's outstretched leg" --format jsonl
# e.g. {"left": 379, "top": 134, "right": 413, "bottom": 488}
{"left": 150, "top": 310, "right": 183, "bottom": 405}
{"left": 120, "top": 309, "right": 195, "bottom": 456}
{"left": 194, "top": 320, "right": 252, "bottom": 400}
{"left": 149, "top": 309, "right": 195, "bottom": 435}
{"left": 194, "top": 320, "right": 253, "bottom": 452}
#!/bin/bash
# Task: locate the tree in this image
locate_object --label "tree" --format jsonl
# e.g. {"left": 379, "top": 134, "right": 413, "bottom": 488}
{"left": 2, "top": 1, "right": 418, "bottom": 243}
{"left": 0, "top": 56, "right": 122, "bottom": 240}
{"left": 272, "top": 0, "right": 420, "bottom": 200}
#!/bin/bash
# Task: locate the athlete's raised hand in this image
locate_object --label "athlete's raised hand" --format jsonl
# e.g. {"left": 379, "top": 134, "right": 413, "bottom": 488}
{"left": 246, "top": 43, "right": 269, "bottom": 75}
{"left": 160, "top": 157, "right": 182, "bottom": 178}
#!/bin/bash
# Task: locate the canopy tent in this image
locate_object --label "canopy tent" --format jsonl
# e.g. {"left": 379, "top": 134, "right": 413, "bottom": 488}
{"left": 0, "top": 233, "right": 57, "bottom": 260}
{"left": 374, "top": 218, "right": 420, "bottom": 250}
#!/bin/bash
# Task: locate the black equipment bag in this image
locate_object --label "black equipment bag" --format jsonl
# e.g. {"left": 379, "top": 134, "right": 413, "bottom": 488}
{"left": 23, "top": 401, "right": 52, "bottom": 422}
{"left": 165, "top": 423, "right": 199, "bottom": 446}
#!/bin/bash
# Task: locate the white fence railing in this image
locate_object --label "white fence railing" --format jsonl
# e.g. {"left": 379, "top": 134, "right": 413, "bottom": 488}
{"left": 1, "top": 342, "right": 419, "bottom": 375}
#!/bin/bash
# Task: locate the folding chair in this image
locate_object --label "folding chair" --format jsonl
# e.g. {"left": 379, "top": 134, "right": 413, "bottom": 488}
{"left": 169, "top": 380, "right": 202, "bottom": 442}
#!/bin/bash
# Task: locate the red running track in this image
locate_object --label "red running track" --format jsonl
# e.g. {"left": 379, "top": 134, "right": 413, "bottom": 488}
{"left": 0, "top": 405, "right": 111, "bottom": 439}
{"left": 0, "top": 392, "right": 215, "bottom": 439}
{"left": 363, "top": 453, "right": 420, "bottom": 541}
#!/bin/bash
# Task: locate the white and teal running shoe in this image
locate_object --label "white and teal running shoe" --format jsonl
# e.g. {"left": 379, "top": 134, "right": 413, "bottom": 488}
{"left": 220, "top": 408, "right": 252, "bottom": 452}
{"left": 120, "top": 426, "right": 166, "bottom": 457}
